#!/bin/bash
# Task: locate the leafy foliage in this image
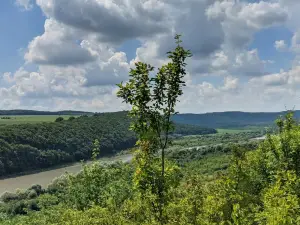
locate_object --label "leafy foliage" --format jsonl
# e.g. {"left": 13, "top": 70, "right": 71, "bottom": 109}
{"left": 55, "top": 117, "right": 64, "bottom": 122}
{"left": 117, "top": 34, "right": 192, "bottom": 223}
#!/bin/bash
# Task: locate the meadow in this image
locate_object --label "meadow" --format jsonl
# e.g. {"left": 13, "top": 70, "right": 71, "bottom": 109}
{"left": 0, "top": 115, "right": 77, "bottom": 125}
{"left": 216, "top": 125, "right": 269, "bottom": 134}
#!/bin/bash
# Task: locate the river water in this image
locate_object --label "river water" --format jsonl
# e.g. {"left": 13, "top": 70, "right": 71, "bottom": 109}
{"left": 250, "top": 135, "right": 266, "bottom": 140}
{"left": 0, "top": 154, "right": 133, "bottom": 195}
{"left": 0, "top": 135, "right": 267, "bottom": 195}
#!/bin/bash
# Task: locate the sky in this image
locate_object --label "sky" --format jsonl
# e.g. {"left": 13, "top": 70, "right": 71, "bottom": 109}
{"left": 1, "top": 0, "right": 300, "bottom": 113}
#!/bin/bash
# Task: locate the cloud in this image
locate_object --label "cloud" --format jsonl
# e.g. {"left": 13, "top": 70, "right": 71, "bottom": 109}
{"left": 83, "top": 51, "right": 130, "bottom": 87}
{"left": 25, "top": 19, "right": 97, "bottom": 66}
{"left": 15, "top": 0, "right": 33, "bottom": 11}
{"left": 148, "top": 0, "right": 225, "bottom": 60}
{"left": 279, "top": 0, "right": 300, "bottom": 31}
{"left": 2, "top": 72, "right": 14, "bottom": 83}
{"left": 250, "top": 73, "right": 288, "bottom": 86}
{"left": 232, "top": 49, "right": 267, "bottom": 77}
{"left": 207, "top": 0, "right": 288, "bottom": 49}
{"left": 274, "top": 40, "right": 287, "bottom": 51}
{"left": 291, "top": 31, "right": 300, "bottom": 53}
{"left": 249, "top": 65, "right": 300, "bottom": 88}
{"left": 133, "top": 0, "right": 287, "bottom": 77}
{"left": 237, "top": 2, "right": 287, "bottom": 29}
{"left": 176, "top": 73, "right": 299, "bottom": 113}
{"left": 35, "top": 0, "right": 169, "bottom": 44}
{"left": 222, "top": 76, "right": 239, "bottom": 91}
{"left": 4, "top": 0, "right": 300, "bottom": 113}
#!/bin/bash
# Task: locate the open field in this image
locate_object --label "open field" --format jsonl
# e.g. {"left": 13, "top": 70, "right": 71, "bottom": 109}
{"left": 0, "top": 115, "right": 78, "bottom": 125}
{"left": 216, "top": 128, "right": 254, "bottom": 134}
{"left": 216, "top": 125, "right": 270, "bottom": 134}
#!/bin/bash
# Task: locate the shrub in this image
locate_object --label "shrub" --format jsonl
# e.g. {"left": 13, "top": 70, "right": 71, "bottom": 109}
{"left": 1, "top": 192, "right": 18, "bottom": 203}
{"left": 55, "top": 117, "right": 64, "bottom": 122}
{"left": 68, "top": 116, "right": 75, "bottom": 121}
{"left": 27, "top": 190, "right": 38, "bottom": 199}
{"left": 28, "top": 184, "right": 43, "bottom": 195}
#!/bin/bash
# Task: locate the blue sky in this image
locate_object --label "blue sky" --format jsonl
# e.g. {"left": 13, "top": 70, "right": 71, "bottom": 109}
{"left": 250, "top": 26, "right": 294, "bottom": 72}
{"left": 0, "top": 1, "right": 44, "bottom": 74}
{"left": 1, "top": 0, "right": 300, "bottom": 113}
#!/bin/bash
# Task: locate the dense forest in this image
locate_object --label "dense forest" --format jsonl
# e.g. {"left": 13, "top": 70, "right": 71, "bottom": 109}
{"left": 0, "top": 111, "right": 216, "bottom": 177}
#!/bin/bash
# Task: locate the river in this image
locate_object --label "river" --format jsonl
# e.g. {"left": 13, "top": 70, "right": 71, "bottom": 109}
{"left": 0, "top": 154, "right": 133, "bottom": 195}
{"left": 250, "top": 135, "right": 266, "bottom": 140}
{"left": 0, "top": 135, "right": 267, "bottom": 195}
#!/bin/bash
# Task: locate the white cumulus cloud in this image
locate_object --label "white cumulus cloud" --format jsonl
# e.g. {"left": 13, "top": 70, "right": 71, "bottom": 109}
{"left": 15, "top": 0, "right": 33, "bottom": 11}
{"left": 274, "top": 40, "right": 287, "bottom": 51}
{"left": 2, "top": 0, "right": 300, "bottom": 113}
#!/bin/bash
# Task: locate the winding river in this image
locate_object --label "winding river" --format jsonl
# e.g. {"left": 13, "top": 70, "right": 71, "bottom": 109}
{"left": 0, "top": 154, "right": 133, "bottom": 195}
{"left": 0, "top": 135, "right": 266, "bottom": 195}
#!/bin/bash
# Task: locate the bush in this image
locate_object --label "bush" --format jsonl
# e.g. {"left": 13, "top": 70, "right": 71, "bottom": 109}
{"left": 27, "top": 190, "right": 37, "bottom": 199}
{"left": 68, "top": 116, "right": 75, "bottom": 121}
{"left": 55, "top": 117, "right": 64, "bottom": 122}
{"left": 28, "top": 184, "right": 43, "bottom": 195}
{"left": 6, "top": 200, "right": 27, "bottom": 215}
{"left": 15, "top": 189, "right": 28, "bottom": 200}
{"left": 37, "top": 194, "right": 59, "bottom": 209}
{"left": 1, "top": 192, "right": 18, "bottom": 203}
{"left": 47, "top": 176, "right": 68, "bottom": 194}
{"left": 27, "top": 199, "right": 39, "bottom": 211}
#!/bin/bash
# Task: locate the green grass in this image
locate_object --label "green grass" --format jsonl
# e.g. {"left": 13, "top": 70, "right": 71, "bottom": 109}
{"left": 216, "top": 129, "right": 251, "bottom": 134}
{"left": 171, "top": 131, "right": 262, "bottom": 149}
{"left": 0, "top": 115, "right": 78, "bottom": 125}
{"left": 216, "top": 126, "right": 267, "bottom": 134}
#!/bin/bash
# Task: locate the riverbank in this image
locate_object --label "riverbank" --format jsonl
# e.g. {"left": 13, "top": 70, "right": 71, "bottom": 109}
{"left": 0, "top": 154, "right": 133, "bottom": 195}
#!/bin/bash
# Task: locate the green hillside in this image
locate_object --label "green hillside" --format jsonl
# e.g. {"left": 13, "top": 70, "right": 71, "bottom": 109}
{"left": 0, "top": 111, "right": 216, "bottom": 177}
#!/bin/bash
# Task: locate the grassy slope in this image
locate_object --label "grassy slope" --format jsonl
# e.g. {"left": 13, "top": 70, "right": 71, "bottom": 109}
{"left": 216, "top": 126, "right": 263, "bottom": 134}
{"left": 0, "top": 115, "right": 78, "bottom": 125}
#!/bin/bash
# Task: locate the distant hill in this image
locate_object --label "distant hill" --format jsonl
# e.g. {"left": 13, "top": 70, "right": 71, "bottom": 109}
{"left": 1, "top": 109, "right": 299, "bottom": 129}
{"left": 172, "top": 111, "right": 300, "bottom": 128}
{"left": 0, "top": 110, "right": 92, "bottom": 116}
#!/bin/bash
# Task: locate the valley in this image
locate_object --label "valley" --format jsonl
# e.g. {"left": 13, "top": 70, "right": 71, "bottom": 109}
{"left": 0, "top": 154, "right": 133, "bottom": 195}
{"left": 0, "top": 109, "right": 286, "bottom": 224}
{"left": 0, "top": 123, "right": 264, "bottom": 195}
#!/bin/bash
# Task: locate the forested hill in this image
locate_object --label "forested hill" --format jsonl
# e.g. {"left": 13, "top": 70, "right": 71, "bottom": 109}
{"left": 172, "top": 110, "right": 300, "bottom": 128}
{"left": 0, "top": 111, "right": 216, "bottom": 177}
